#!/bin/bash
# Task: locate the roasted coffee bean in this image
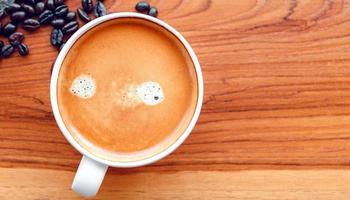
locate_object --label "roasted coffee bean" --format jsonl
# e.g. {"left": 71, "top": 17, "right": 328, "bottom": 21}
{"left": 11, "top": 11, "right": 26, "bottom": 22}
{"left": 135, "top": 1, "right": 150, "bottom": 12}
{"left": 77, "top": 8, "right": 90, "bottom": 22}
{"left": 64, "top": 26, "right": 78, "bottom": 35}
{"left": 62, "top": 20, "right": 78, "bottom": 35}
{"left": 23, "top": 18, "right": 40, "bottom": 31}
{"left": 54, "top": 5, "right": 68, "bottom": 17}
{"left": 0, "top": 23, "right": 3, "bottom": 35}
{"left": 148, "top": 7, "right": 158, "bottom": 17}
{"left": 51, "top": 18, "right": 65, "bottom": 28}
{"left": 22, "top": 4, "right": 35, "bottom": 16}
{"left": 94, "top": 1, "right": 107, "bottom": 17}
{"left": 3, "top": 23, "right": 17, "bottom": 37}
{"left": 8, "top": 32, "right": 24, "bottom": 46}
{"left": 51, "top": 28, "right": 63, "bottom": 47}
{"left": 54, "top": 0, "right": 64, "bottom": 6}
{"left": 65, "top": 11, "right": 76, "bottom": 21}
{"left": 82, "top": 0, "right": 93, "bottom": 13}
{"left": 5, "top": 3, "right": 21, "bottom": 14}
{"left": 1, "top": 44, "right": 15, "bottom": 58}
{"left": 38, "top": 10, "right": 54, "bottom": 24}
{"left": 18, "top": 43, "right": 29, "bottom": 56}
{"left": 24, "top": 0, "right": 36, "bottom": 6}
{"left": 46, "top": 0, "right": 55, "bottom": 10}
{"left": 35, "top": 2, "right": 45, "bottom": 15}
{"left": 0, "top": 40, "right": 4, "bottom": 49}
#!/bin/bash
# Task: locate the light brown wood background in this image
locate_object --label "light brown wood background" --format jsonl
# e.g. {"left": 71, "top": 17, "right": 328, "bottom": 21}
{"left": 1, "top": 0, "right": 350, "bottom": 199}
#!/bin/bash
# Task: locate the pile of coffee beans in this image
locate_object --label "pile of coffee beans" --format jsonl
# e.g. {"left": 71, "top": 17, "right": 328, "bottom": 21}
{"left": 76, "top": 0, "right": 107, "bottom": 23}
{"left": 0, "top": 0, "right": 30, "bottom": 58}
{"left": 135, "top": 1, "right": 158, "bottom": 17}
{"left": 0, "top": 1, "right": 158, "bottom": 60}
{"left": 0, "top": 0, "right": 107, "bottom": 59}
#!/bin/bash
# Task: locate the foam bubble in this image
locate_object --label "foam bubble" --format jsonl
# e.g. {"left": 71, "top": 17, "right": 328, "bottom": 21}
{"left": 136, "top": 81, "right": 164, "bottom": 106}
{"left": 70, "top": 74, "right": 96, "bottom": 99}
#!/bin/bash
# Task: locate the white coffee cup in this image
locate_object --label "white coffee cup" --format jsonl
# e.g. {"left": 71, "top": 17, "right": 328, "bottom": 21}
{"left": 50, "top": 12, "right": 203, "bottom": 197}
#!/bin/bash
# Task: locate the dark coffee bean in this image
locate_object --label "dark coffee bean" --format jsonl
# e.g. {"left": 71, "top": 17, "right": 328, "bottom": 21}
{"left": 1, "top": 44, "right": 15, "bottom": 58}
{"left": 62, "top": 21, "right": 78, "bottom": 35}
{"left": 64, "top": 26, "right": 78, "bottom": 36}
{"left": 94, "top": 1, "right": 106, "bottom": 17}
{"left": 3, "top": 23, "right": 17, "bottom": 37}
{"left": 23, "top": 18, "right": 40, "bottom": 31}
{"left": 0, "top": 23, "right": 3, "bottom": 35}
{"left": 8, "top": 32, "right": 24, "bottom": 46}
{"left": 135, "top": 1, "right": 150, "bottom": 12}
{"left": 65, "top": 11, "right": 76, "bottom": 21}
{"left": 82, "top": 0, "right": 93, "bottom": 13}
{"left": 5, "top": 3, "right": 21, "bottom": 14}
{"left": 51, "top": 18, "right": 65, "bottom": 28}
{"left": 38, "top": 10, "right": 54, "bottom": 24}
{"left": 24, "top": 0, "right": 36, "bottom": 6}
{"left": 148, "top": 7, "right": 158, "bottom": 17}
{"left": 51, "top": 28, "right": 63, "bottom": 47}
{"left": 18, "top": 43, "right": 29, "bottom": 56}
{"left": 46, "top": 0, "right": 55, "bottom": 10}
{"left": 11, "top": 11, "right": 26, "bottom": 22}
{"left": 54, "top": 0, "right": 64, "bottom": 6}
{"left": 22, "top": 4, "right": 35, "bottom": 16}
{"left": 35, "top": 2, "right": 45, "bottom": 15}
{"left": 62, "top": 20, "right": 78, "bottom": 30}
{"left": 77, "top": 8, "right": 90, "bottom": 22}
{"left": 0, "top": 40, "right": 4, "bottom": 49}
{"left": 54, "top": 5, "right": 68, "bottom": 17}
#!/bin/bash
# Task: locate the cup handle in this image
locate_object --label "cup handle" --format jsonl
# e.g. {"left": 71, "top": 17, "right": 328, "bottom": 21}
{"left": 72, "top": 156, "right": 108, "bottom": 197}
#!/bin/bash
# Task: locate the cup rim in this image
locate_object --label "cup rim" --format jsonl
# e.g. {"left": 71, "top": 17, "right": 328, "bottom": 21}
{"left": 50, "top": 12, "right": 204, "bottom": 168}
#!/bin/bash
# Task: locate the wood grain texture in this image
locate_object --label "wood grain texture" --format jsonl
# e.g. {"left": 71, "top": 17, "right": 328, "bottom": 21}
{"left": 1, "top": 0, "right": 350, "bottom": 199}
{"left": 1, "top": 169, "right": 350, "bottom": 200}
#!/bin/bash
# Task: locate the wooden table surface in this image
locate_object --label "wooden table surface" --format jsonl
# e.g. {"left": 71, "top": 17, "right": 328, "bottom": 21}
{"left": 1, "top": 0, "right": 350, "bottom": 199}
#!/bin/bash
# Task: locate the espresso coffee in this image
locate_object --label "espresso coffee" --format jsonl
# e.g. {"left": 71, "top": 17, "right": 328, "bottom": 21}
{"left": 57, "top": 18, "right": 198, "bottom": 161}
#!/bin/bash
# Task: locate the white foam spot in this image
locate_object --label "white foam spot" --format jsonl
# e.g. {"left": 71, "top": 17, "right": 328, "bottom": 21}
{"left": 70, "top": 75, "right": 96, "bottom": 99}
{"left": 136, "top": 81, "right": 164, "bottom": 106}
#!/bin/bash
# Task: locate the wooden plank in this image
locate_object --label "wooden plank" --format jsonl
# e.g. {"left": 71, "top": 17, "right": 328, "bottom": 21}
{"left": 0, "top": 168, "right": 350, "bottom": 200}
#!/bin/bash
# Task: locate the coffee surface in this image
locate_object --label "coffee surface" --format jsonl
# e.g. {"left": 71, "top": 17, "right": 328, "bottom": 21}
{"left": 57, "top": 18, "right": 198, "bottom": 161}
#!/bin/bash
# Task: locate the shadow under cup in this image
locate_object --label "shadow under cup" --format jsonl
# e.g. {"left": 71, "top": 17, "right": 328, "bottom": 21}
{"left": 55, "top": 16, "right": 201, "bottom": 163}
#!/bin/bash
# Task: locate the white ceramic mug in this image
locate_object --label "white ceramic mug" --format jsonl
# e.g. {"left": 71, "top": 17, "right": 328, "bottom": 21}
{"left": 50, "top": 12, "right": 203, "bottom": 197}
